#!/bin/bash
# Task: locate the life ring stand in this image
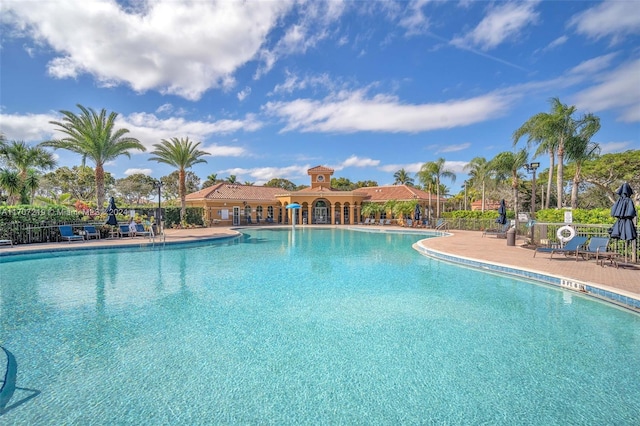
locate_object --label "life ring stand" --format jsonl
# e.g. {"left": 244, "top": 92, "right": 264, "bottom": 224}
{"left": 556, "top": 225, "right": 576, "bottom": 244}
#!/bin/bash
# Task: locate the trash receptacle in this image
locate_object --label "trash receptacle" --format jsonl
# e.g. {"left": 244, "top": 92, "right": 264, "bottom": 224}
{"left": 506, "top": 227, "right": 516, "bottom": 246}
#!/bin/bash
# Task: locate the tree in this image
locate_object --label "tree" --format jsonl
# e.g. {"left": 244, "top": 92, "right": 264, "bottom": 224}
{"left": 355, "top": 180, "right": 378, "bottom": 188}
{"left": 0, "top": 140, "right": 56, "bottom": 204}
{"left": 578, "top": 150, "right": 640, "bottom": 204}
{"left": 38, "top": 165, "right": 113, "bottom": 204}
{"left": 43, "top": 104, "right": 145, "bottom": 210}
{"left": 264, "top": 178, "right": 298, "bottom": 191}
{"left": 393, "top": 168, "right": 414, "bottom": 186}
{"left": 417, "top": 158, "right": 456, "bottom": 218}
{"left": 115, "top": 173, "right": 157, "bottom": 205}
{"left": 565, "top": 136, "right": 600, "bottom": 209}
{"left": 331, "top": 177, "right": 355, "bottom": 191}
{"left": 489, "top": 149, "right": 528, "bottom": 223}
{"left": 225, "top": 175, "right": 237, "bottom": 184}
{"left": 0, "top": 169, "right": 21, "bottom": 205}
{"left": 202, "top": 173, "right": 222, "bottom": 189}
{"left": 149, "top": 137, "right": 208, "bottom": 222}
{"left": 464, "top": 157, "right": 492, "bottom": 212}
{"left": 513, "top": 97, "right": 600, "bottom": 209}
{"left": 160, "top": 170, "right": 201, "bottom": 202}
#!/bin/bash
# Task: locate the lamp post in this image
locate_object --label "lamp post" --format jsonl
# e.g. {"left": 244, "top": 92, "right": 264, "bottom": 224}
{"left": 524, "top": 162, "right": 540, "bottom": 244}
{"left": 154, "top": 180, "right": 163, "bottom": 232}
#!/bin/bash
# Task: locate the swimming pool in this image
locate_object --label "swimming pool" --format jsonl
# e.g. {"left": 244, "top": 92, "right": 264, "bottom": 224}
{"left": 1, "top": 228, "right": 639, "bottom": 424}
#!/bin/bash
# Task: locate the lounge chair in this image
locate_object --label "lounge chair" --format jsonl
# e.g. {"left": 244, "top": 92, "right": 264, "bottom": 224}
{"left": 384, "top": 219, "right": 392, "bottom": 225}
{"left": 133, "top": 223, "right": 152, "bottom": 238}
{"left": 0, "top": 239, "right": 13, "bottom": 247}
{"left": 83, "top": 225, "right": 101, "bottom": 240}
{"left": 577, "top": 236, "right": 619, "bottom": 267}
{"left": 378, "top": 219, "right": 385, "bottom": 225}
{"left": 59, "top": 225, "right": 84, "bottom": 243}
{"left": 117, "top": 224, "right": 133, "bottom": 238}
{"left": 482, "top": 222, "right": 510, "bottom": 238}
{"left": 533, "top": 235, "right": 588, "bottom": 259}
{"left": 363, "top": 218, "right": 371, "bottom": 225}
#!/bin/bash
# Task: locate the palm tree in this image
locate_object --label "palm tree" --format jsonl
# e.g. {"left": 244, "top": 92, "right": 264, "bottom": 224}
{"left": 0, "top": 140, "right": 56, "bottom": 204}
{"left": 226, "top": 175, "right": 237, "bottom": 184}
{"left": 514, "top": 97, "right": 600, "bottom": 209}
{"left": 464, "top": 157, "right": 491, "bottom": 212}
{"left": 489, "top": 149, "right": 529, "bottom": 223}
{"left": 148, "top": 137, "right": 208, "bottom": 222}
{"left": 566, "top": 136, "right": 600, "bottom": 209}
{"left": 43, "top": 104, "right": 145, "bottom": 210}
{"left": 417, "top": 158, "right": 456, "bottom": 218}
{"left": 513, "top": 112, "right": 557, "bottom": 210}
{"left": 393, "top": 168, "right": 414, "bottom": 186}
{"left": 0, "top": 168, "right": 21, "bottom": 204}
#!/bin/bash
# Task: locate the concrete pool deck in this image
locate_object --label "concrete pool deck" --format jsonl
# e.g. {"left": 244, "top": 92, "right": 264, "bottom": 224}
{"left": 1, "top": 225, "right": 638, "bottom": 310}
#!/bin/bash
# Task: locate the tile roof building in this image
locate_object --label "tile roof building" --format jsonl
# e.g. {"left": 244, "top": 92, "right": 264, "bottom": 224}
{"left": 186, "top": 166, "right": 444, "bottom": 226}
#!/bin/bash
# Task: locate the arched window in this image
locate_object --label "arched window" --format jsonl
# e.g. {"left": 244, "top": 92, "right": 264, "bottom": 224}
{"left": 256, "top": 206, "right": 263, "bottom": 219}
{"left": 244, "top": 206, "right": 251, "bottom": 219}
{"left": 267, "top": 206, "right": 274, "bottom": 219}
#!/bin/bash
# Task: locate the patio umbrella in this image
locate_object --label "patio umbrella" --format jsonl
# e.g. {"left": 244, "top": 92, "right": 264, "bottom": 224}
{"left": 609, "top": 183, "right": 637, "bottom": 262}
{"left": 414, "top": 204, "right": 421, "bottom": 223}
{"left": 496, "top": 199, "right": 507, "bottom": 225}
{"left": 105, "top": 197, "right": 118, "bottom": 226}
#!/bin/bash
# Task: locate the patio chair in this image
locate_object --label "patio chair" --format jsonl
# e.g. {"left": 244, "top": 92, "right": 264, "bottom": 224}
{"left": 577, "top": 236, "right": 619, "bottom": 267}
{"left": 533, "top": 235, "right": 588, "bottom": 259}
{"left": 59, "top": 225, "right": 84, "bottom": 243}
{"left": 384, "top": 219, "right": 392, "bottom": 225}
{"left": 117, "top": 224, "right": 133, "bottom": 238}
{"left": 482, "top": 222, "right": 510, "bottom": 238}
{"left": 0, "top": 239, "right": 13, "bottom": 247}
{"left": 133, "top": 223, "right": 152, "bottom": 238}
{"left": 83, "top": 225, "right": 101, "bottom": 240}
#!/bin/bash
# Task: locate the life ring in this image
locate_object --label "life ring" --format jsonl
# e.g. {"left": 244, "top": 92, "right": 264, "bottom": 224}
{"left": 556, "top": 225, "right": 576, "bottom": 244}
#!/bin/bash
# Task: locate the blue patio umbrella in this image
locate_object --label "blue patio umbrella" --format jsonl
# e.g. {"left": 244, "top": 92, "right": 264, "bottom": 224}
{"left": 105, "top": 197, "right": 118, "bottom": 226}
{"left": 286, "top": 203, "right": 301, "bottom": 228}
{"left": 496, "top": 199, "right": 507, "bottom": 225}
{"left": 609, "top": 183, "right": 637, "bottom": 262}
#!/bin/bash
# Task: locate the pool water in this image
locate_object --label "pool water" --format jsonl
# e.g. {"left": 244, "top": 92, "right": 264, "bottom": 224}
{"left": 1, "top": 228, "right": 639, "bottom": 424}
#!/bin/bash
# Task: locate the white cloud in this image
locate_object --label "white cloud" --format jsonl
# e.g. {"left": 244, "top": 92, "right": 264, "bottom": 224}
{"left": 0, "top": 112, "right": 58, "bottom": 141}
{"left": 124, "top": 168, "right": 152, "bottom": 176}
{"left": 264, "top": 89, "right": 513, "bottom": 133}
{"left": 435, "top": 143, "right": 471, "bottom": 154}
{"left": 569, "top": 0, "right": 640, "bottom": 43}
{"left": 379, "top": 162, "right": 424, "bottom": 174}
{"left": 451, "top": 2, "right": 539, "bottom": 51}
{"left": 334, "top": 155, "right": 380, "bottom": 170}
{"left": 399, "top": 0, "right": 433, "bottom": 36}
{"left": 569, "top": 53, "right": 618, "bottom": 75}
{"left": 3, "top": 0, "right": 295, "bottom": 100}
{"left": 121, "top": 112, "right": 263, "bottom": 149}
{"left": 598, "top": 141, "right": 633, "bottom": 154}
{"left": 200, "top": 144, "right": 246, "bottom": 157}
{"left": 237, "top": 86, "right": 252, "bottom": 101}
{"left": 270, "top": 70, "right": 336, "bottom": 95}
{"left": 544, "top": 35, "right": 568, "bottom": 52}
{"left": 572, "top": 59, "right": 640, "bottom": 123}
{"left": 217, "top": 164, "right": 310, "bottom": 184}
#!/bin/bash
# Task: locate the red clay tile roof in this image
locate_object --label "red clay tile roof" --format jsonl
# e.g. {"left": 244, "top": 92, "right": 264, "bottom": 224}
{"left": 356, "top": 185, "right": 443, "bottom": 202}
{"left": 307, "top": 165, "right": 334, "bottom": 174}
{"left": 186, "top": 183, "right": 284, "bottom": 201}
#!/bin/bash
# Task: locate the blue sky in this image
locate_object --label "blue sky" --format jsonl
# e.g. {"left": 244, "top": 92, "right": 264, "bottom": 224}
{"left": 1, "top": 0, "right": 638, "bottom": 194}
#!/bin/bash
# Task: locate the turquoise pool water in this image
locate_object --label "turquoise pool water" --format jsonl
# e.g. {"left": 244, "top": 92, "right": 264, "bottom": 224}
{"left": 1, "top": 228, "right": 639, "bottom": 424}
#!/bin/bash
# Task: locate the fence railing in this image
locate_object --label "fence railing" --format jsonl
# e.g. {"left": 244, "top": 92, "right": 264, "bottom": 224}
{"left": 0, "top": 221, "right": 109, "bottom": 245}
{"left": 443, "top": 218, "right": 638, "bottom": 263}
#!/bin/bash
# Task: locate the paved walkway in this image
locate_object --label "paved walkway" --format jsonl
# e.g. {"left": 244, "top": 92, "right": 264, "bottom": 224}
{"left": 2, "top": 225, "right": 638, "bottom": 301}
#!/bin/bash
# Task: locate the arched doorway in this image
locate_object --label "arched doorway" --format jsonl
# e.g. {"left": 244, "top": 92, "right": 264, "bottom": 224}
{"left": 313, "top": 200, "right": 329, "bottom": 224}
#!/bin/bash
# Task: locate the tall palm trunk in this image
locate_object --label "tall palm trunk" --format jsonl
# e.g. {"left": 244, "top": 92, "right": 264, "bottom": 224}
{"left": 481, "top": 180, "right": 485, "bottom": 212}
{"left": 546, "top": 149, "right": 554, "bottom": 210}
{"left": 179, "top": 169, "right": 186, "bottom": 222}
{"left": 95, "top": 163, "right": 105, "bottom": 211}
{"left": 556, "top": 135, "right": 566, "bottom": 208}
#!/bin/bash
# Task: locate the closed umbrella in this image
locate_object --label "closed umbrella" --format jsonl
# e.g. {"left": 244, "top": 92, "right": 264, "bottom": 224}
{"left": 105, "top": 197, "right": 118, "bottom": 226}
{"left": 496, "top": 199, "right": 507, "bottom": 225}
{"left": 609, "top": 183, "right": 637, "bottom": 263}
{"left": 414, "top": 204, "right": 421, "bottom": 225}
